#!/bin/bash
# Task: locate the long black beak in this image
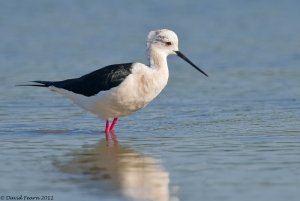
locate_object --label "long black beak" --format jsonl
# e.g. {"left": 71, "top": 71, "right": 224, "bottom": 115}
{"left": 175, "top": 51, "right": 208, "bottom": 77}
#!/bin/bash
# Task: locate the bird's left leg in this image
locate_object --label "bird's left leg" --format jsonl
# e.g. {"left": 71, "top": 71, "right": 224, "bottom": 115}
{"left": 105, "top": 120, "right": 111, "bottom": 141}
{"left": 105, "top": 120, "right": 110, "bottom": 133}
{"left": 109, "top": 118, "right": 118, "bottom": 132}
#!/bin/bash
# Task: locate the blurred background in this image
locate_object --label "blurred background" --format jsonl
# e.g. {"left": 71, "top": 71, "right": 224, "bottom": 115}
{"left": 0, "top": 1, "right": 299, "bottom": 201}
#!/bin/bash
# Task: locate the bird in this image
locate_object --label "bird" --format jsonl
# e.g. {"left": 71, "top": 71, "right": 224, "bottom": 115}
{"left": 19, "top": 29, "right": 208, "bottom": 135}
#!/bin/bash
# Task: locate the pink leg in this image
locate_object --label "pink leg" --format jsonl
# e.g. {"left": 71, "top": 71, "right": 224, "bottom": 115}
{"left": 109, "top": 118, "right": 118, "bottom": 132}
{"left": 105, "top": 120, "right": 110, "bottom": 133}
{"left": 105, "top": 120, "right": 110, "bottom": 141}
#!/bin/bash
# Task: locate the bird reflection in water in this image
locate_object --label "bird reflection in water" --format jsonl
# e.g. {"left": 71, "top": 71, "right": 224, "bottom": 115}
{"left": 105, "top": 129, "right": 118, "bottom": 143}
{"left": 56, "top": 131, "right": 179, "bottom": 201}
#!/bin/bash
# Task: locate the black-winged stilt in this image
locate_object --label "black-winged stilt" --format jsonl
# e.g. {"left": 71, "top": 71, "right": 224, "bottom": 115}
{"left": 19, "top": 29, "right": 207, "bottom": 136}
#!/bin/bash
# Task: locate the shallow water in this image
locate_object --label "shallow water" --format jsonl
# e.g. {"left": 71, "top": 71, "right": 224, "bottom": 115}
{"left": 1, "top": 1, "right": 300, "bottom": 201}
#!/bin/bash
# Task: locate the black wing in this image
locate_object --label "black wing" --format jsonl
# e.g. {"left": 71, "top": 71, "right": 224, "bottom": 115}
{"left": 31, "top": 63, "right": 133, "bottom": 97}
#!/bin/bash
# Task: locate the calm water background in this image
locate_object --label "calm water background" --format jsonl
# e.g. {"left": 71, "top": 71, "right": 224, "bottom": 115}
{"left": 1, "top": 1, "right": 300, "bottom": 201}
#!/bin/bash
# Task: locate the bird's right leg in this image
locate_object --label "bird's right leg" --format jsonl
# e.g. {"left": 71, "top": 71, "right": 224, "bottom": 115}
{"left": 109, "top": 117, "right": 118, "bottom": 132}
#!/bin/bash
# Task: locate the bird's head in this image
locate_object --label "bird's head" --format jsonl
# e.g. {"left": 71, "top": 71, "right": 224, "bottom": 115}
{"left": 147, "top": 29, "right": 208, "bottom": 77}
{"left": 147, "top": 29, "right": 179, "bottom": 55}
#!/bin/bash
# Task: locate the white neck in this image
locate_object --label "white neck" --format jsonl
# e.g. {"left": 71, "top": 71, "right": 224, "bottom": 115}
{"left": 147, "top": 46, "right": 168, "bottom": 70}
{"left": 145, "top": 46, "right": 169, "bottom": 96}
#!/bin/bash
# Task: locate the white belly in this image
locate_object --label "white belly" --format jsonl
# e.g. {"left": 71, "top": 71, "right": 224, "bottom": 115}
{"left": 85, "top": 72, "right": 168, "bottom": 119}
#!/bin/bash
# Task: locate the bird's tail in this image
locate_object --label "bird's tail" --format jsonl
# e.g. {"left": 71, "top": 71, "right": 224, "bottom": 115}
{"left": 16, "top": 81, "right": 53, "bottom": 87}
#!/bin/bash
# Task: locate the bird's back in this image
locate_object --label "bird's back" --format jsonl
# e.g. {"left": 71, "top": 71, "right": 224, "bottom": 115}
{"left": 33, "top": 63, "right": 134, "bottom": 97}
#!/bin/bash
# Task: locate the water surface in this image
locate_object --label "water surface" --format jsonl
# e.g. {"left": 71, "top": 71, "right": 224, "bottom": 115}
{"left": 0, "top": 1, "right": 300, "bottom": 201}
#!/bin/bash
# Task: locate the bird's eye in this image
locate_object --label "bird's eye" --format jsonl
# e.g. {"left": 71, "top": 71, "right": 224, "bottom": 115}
{"left": 165, "top": 41, "right": 172, "bottom": 46}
